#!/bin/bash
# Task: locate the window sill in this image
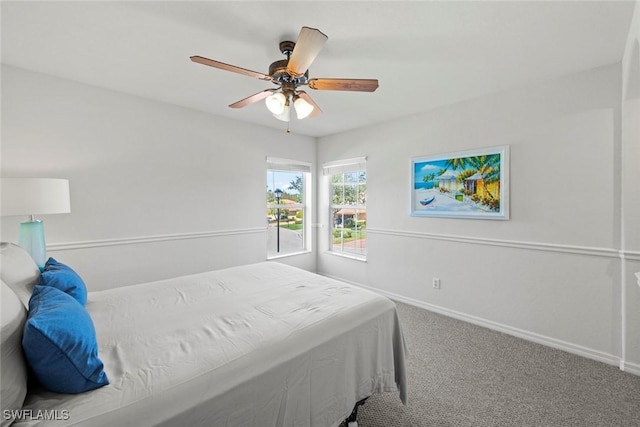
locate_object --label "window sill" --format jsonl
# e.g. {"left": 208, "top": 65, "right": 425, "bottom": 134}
{"left": 267, "top": 250, "right": 312, "bottom": 261}
{"left": 324, "top": 251, "right": 367, "bottom": 262}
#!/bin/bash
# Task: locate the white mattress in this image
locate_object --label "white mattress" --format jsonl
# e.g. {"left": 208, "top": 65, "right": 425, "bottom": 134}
{"left": 17, "top": 262, "right": 407, "bottom": 426}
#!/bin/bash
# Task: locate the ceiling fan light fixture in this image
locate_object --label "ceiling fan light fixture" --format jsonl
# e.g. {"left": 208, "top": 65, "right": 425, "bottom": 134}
{"left": 293, "top": 96, "right": 314, "bottom": 119}
{"left": 265, "top": 92, "right": 286, "bottom": 115}
{"left": 192, "top": 26, "right": 378, "bottom": 121}
{"left": 273, "top": 103, "right": 291, "bottom": 122}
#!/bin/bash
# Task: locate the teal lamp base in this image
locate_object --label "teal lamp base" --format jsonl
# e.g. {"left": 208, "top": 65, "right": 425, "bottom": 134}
{"left": 18, "top": 220, "right": 47, "bottom": 271}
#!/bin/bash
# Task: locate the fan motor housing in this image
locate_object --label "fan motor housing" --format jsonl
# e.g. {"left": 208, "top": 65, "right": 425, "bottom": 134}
{"left": 269, "top": 59, "right": 309, "bottom": 84}
{"left": 268, "top": 59, "right": 289, "bottom": 78}
{"left": 269, "top": 41, "right": 309, "bottom": 84}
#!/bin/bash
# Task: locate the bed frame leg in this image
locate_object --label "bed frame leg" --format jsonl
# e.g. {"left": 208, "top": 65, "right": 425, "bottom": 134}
{"left": 344, "top": 398, "right": 368, "bottom": 427}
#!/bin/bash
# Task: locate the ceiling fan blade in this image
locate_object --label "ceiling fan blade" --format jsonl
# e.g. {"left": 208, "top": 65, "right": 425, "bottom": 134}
{"left": 286, "top": 27, "right": 328, "bottom": 77}
{"left": 190, "top": 56, "right": 272, "bottom": 81}
{"left": 296, "top": 91, "right": 322, "bottom": 117}
{"left": 229, "top": 89, "right": 277, "bottom": 109}
{"left": 308, "top": 78, "right": 379, "bottom": 92}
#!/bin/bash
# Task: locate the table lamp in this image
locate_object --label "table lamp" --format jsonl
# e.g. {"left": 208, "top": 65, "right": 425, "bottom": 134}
{"left": 1, "top": 178, "right": 71, "bottom": 270}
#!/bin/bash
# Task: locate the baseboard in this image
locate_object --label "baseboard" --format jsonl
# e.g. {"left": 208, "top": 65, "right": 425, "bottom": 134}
{"left": 621, "top": 360, "right": 640, "bottom": 376}
{"left": 321, "top": 273, "right": 622, "bottom": 370}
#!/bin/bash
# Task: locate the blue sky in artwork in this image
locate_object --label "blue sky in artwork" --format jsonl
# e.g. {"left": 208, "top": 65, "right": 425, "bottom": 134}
{"left": 414, "top": 159, "right": 449, "bottom": 183}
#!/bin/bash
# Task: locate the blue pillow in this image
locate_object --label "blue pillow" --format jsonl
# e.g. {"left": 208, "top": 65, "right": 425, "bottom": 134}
{"left": 39, "top": 257, "right": 87, "bottom": 306}
{"left": 22, "top": 285, "right": 109, "bottom": 394}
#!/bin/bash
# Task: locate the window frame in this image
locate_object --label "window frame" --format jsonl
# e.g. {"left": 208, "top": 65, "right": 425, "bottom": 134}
{"left": 323, "top": 157, "right": 367, "bottom": 260}
{"left": 266, "top": 157, "right": 312, "bottom": 259}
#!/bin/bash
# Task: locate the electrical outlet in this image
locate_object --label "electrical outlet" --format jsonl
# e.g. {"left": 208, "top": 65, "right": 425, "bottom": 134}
{"left": 432, "top": 278, "right": 441, "bottom": 289}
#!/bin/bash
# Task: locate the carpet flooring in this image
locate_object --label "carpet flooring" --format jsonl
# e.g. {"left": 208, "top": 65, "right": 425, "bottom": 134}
{"left": 354, "top": 301, "right": 640, "bottom": 426}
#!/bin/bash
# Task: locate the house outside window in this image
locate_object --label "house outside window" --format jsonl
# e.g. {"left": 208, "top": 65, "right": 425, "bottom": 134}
{"left": 266, "top": 157, "right": 311, "bottom": 258}
{"left": 323, "top": 157, "right": 367, "bottom": 259}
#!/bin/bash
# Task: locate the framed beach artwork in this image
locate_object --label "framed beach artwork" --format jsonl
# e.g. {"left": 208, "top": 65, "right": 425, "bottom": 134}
{"left": 411, "top": 145, "right": 509, "bottom": 220}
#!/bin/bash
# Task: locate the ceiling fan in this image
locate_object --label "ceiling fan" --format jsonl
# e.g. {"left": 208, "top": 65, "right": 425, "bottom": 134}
{"left": 190, "top": 26, "right": 379, "bottom": 123}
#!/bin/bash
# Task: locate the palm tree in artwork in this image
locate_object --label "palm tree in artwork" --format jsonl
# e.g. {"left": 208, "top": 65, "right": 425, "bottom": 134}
{"left": 445, "top": 157, "right": 469, "bottom": 171}
{"left": 422, "top": 173, "right": 436, "bottom": 186}
{"left": 468, "top": 154, "right": 501, "bottom": 199}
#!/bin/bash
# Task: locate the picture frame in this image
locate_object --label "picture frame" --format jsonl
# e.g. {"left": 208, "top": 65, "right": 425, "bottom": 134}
{"left": 411, "top": 145, "right": 509, "bottom": 220}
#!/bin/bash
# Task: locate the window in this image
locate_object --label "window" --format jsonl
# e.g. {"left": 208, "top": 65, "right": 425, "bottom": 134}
{"left": 266, "top": 157, "right": 311, "bottom": 258}
{"left": 323, "top": 157, "right": 367, "bottom": 259}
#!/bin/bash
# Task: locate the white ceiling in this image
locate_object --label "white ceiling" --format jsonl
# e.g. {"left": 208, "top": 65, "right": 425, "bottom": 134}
{"left": 1, "top": 1, "right": 636, "bottom": 138}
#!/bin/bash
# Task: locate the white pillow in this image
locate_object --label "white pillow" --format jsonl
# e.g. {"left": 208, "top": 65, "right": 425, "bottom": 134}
{"left": 0, "top": 242, "right": 40, "bottom": 308}
{"left": 1, "top": 280, "right": 28, "bottom": 426}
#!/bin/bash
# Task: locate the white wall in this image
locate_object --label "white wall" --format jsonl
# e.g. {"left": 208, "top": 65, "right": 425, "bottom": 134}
{"left": 621, "top": 1, "right": 640, "bottom": 371}
{"left": 317, "top": 62, "right": 638, "bottom": 371}
{"left": 1, "top": 65, "right": 317, "bottom": 290}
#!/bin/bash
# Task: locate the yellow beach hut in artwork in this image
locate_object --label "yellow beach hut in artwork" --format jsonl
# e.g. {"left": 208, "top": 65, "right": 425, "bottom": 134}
{"left": 464, "top": 172, "right": 500, "bottom": 199}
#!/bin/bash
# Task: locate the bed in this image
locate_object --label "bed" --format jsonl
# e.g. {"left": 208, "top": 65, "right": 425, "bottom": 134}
{"left": 1, "top": 242, "right": 407, "bottom": 426}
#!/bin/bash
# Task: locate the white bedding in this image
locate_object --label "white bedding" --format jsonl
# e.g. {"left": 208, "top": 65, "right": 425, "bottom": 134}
{"left": 16, "top": 262, "right": 407, "bottom": 426}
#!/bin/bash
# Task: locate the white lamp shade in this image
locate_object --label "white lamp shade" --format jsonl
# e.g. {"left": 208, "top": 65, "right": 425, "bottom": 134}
{"left": 1, "top": 178, "right": 71, "bottom": 217}
{"left": 294, "top": 97, "right": 314, "bottom": 119}
{"left": 273, "top": 104, "right": 291, "bottom": 122}
{"left": 265, "top": 92, "right": 286, "bottom": 115}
